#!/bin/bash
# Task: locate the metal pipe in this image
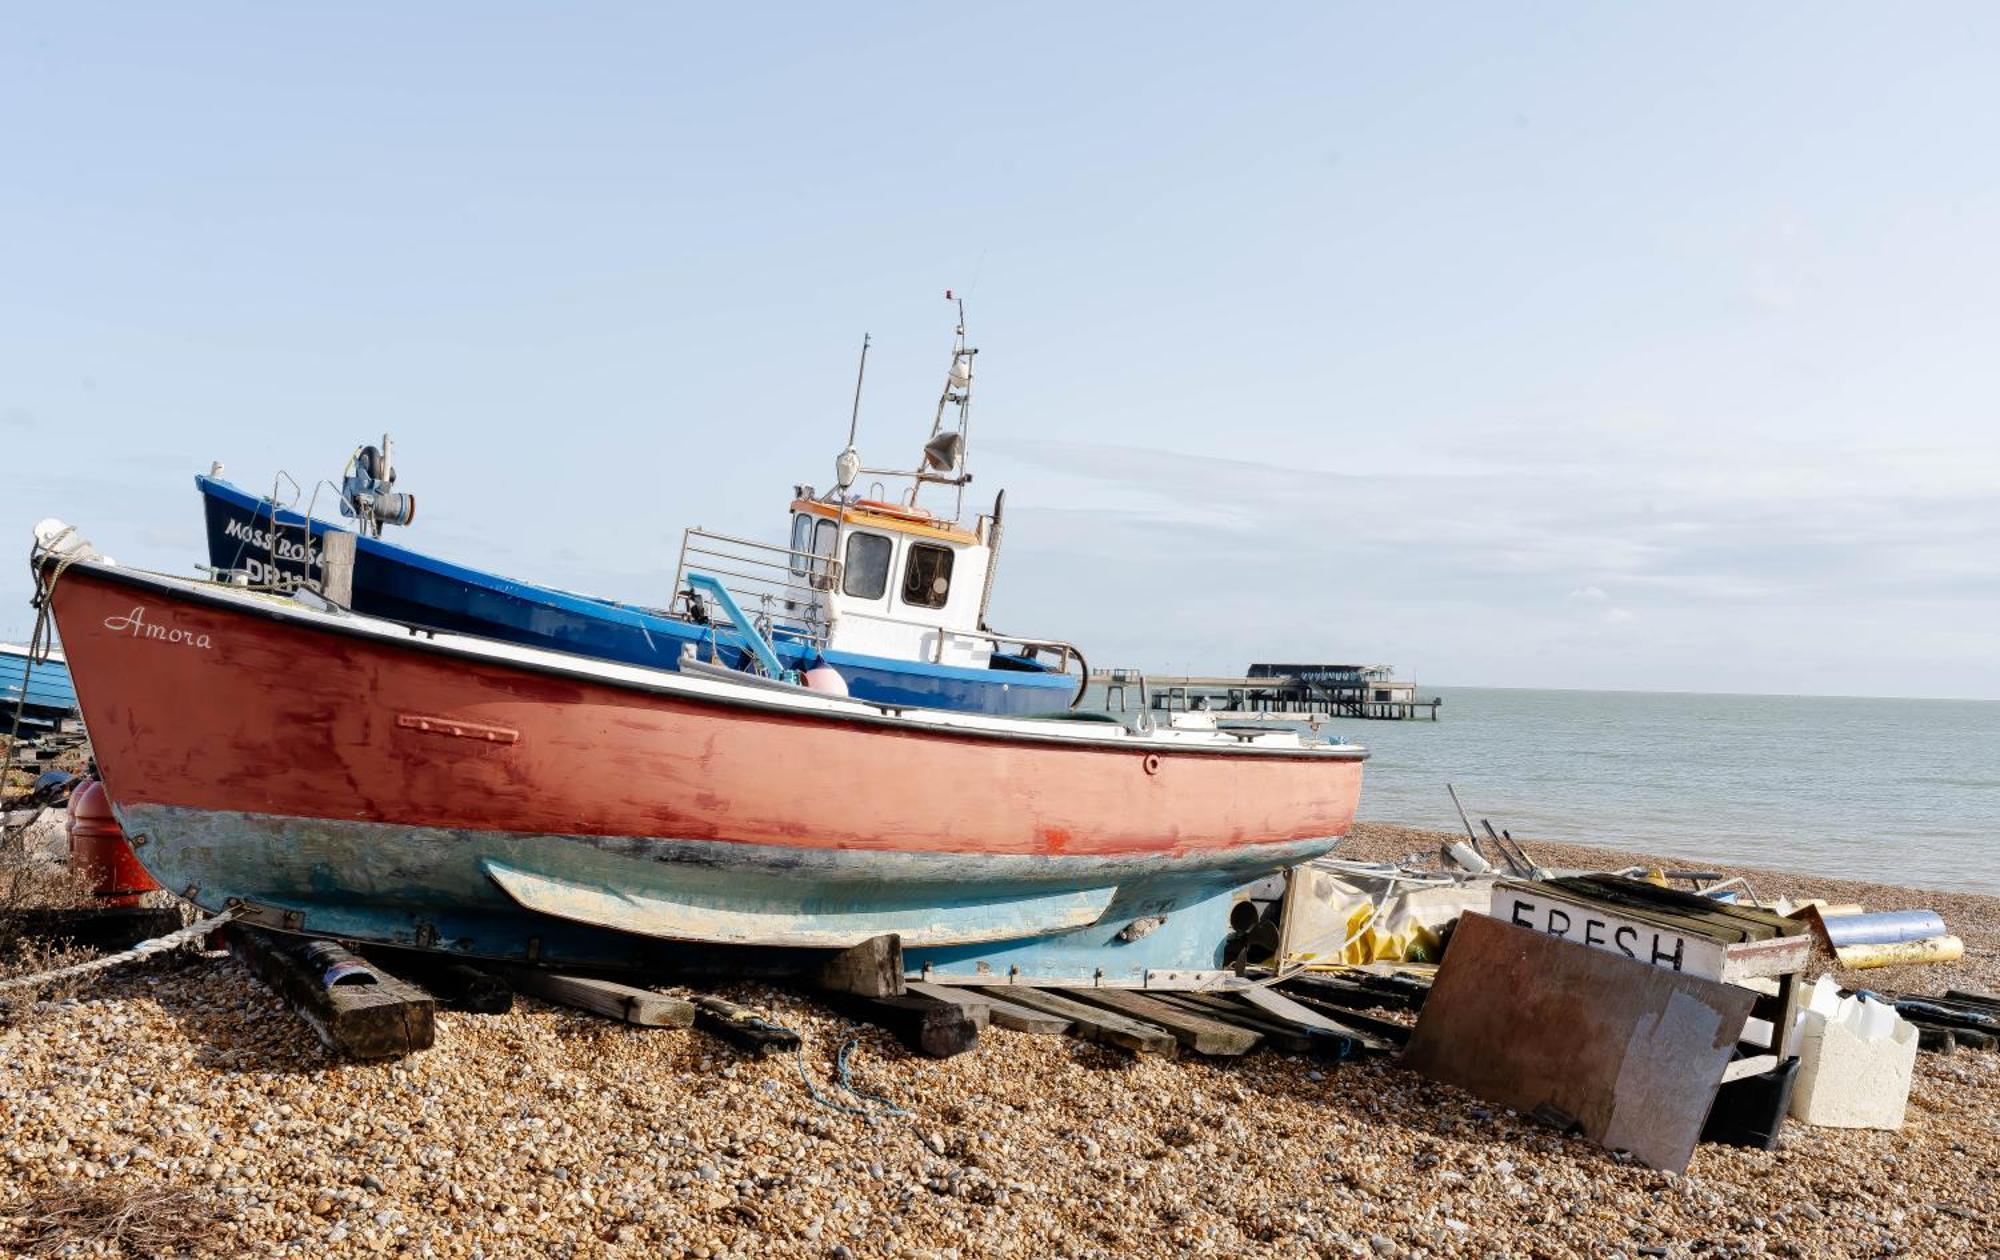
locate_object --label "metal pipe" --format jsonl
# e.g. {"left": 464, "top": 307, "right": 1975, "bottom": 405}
{"left": 1820, "top": 910, "right": 1948, "bottom": 948}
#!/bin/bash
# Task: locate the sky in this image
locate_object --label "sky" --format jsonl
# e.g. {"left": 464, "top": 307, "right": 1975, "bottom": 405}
{"left": 3, "top": 4, "right": 1997, "bottom": 698}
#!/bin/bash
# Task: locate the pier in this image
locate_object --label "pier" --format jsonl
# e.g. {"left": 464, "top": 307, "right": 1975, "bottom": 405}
{"left": 1093, "top": 662, "right": 1442, "bottom": 721}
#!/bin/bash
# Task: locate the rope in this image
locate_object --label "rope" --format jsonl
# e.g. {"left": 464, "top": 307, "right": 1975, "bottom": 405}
{"left": 0, "top": 527, "right": 91, "bottom": 830}
{"left": 791, "top": 1032, "right": 911, "bottom": 1118}
{"left": 0, "top": 907, "right": 238, "bottom": 994}
{"left": 834, "top": 1037, "right": 910, "bottom": 1116}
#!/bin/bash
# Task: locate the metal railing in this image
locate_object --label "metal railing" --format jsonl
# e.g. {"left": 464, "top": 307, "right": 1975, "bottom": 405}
{"left": 834, "top": 607, "right": 1088, "bottom": 704}
{"left": 835, "top": 607, "right": 1083, "bottom": 671}
{"left": 670, "top": 525, "right": 1090, "bottom": 705}
{"left": 670, "top": 527, "right": 834, "bottom": 647}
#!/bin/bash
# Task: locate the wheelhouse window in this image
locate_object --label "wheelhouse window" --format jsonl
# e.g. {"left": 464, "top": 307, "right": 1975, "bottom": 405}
{"left": 901, "top": 543, "right": 954, "bottom": 609}
{"left": 809, "top": 519, "right": 839, "bottom": 591}
{"left": 789, "top": 514, "right": 812, "bottom": 576}
{"left": 842, "top": 531, "right": 892, "bottom": 599}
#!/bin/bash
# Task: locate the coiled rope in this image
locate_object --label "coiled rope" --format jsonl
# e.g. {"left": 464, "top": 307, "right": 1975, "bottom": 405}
{"left": 791, "top": 1033, "right": 911, "bottom": 1118}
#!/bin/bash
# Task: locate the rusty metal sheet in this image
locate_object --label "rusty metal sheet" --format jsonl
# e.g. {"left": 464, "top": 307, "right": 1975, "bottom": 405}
{"left": 1403, "top": 912, "right": 1754, "bottom": 1172}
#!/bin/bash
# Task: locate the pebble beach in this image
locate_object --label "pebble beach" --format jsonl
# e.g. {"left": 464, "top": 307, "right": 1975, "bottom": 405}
{"left": 2, "top": 822, "right": 1996, "bottom": 1259}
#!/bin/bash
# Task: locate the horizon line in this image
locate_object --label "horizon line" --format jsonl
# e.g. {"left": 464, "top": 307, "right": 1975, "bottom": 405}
{"left": 1420, "top": 681, "right": 1999, "bottom": 705}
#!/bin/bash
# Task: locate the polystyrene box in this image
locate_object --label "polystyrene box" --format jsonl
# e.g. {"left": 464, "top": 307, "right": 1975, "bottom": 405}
{"left": 1788, "top": 984, "right": 1919, "bottom": 1130}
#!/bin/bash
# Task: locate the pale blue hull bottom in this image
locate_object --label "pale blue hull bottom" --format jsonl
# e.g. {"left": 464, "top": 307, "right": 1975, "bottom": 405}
{"left": 119, "top": 804, "right": 1341, "bottom": 983}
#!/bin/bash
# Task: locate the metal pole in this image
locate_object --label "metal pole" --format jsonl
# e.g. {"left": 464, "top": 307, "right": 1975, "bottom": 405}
{"left": 846, "top": 333, "right": 871, "bottom": 453}
{"left": 1446, "top": 783, "right": 1483, "bottom": 852}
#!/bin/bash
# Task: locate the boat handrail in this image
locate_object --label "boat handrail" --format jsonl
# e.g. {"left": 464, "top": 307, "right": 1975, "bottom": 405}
{"left": 670, "top": 527, "right": 837, "bottom": 647}
{"left": 671, "top": 527, "right": 1087, "bottom": 703}
{"left": 831, "top": 607, "right": 1088, "bottom": 698}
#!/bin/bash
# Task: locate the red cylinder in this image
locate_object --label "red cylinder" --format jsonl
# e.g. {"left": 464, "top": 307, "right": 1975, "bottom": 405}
{"left": 67, "top": 780, "right": 161, "bottom": 905}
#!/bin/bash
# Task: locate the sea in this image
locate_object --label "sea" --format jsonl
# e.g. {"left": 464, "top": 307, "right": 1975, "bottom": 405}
{"left": 1088, "top": 684, "right": 2000, "bottom": 896}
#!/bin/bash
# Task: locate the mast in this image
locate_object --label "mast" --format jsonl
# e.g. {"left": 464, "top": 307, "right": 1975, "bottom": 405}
{"left": 919, "top": 290, "right": 975, "bottom": 517}
{"left": 832, "top": 333, "right": 870, "bottom": 499}
{"left": 832, "top": 295, "right": 977, "bottom": 520}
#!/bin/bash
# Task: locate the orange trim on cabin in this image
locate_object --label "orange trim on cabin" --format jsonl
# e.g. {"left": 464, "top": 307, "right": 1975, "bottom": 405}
{"left": 792, "top": 498, "right": 980, "bottom": 546}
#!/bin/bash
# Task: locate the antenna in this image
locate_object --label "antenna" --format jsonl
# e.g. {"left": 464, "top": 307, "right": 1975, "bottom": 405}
{"left": 933, "top": 290, "right": 975, "bottom": 517}
{"left": 834, "top": 333, "right": 870, "bottom": 493}
{"left": 846, "top": 332, "right": 871, "bottom": 451}
{"left": 930, "top": 290, "right": 972, "bottom": 438}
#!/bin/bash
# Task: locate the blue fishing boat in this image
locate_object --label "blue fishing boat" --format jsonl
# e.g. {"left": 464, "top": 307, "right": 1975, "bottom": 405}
{"left": 0, "top": 642, "right": 78, "bottom": 736}
{"left": 195, "top": 301, "right": 1086, "bottom": 716}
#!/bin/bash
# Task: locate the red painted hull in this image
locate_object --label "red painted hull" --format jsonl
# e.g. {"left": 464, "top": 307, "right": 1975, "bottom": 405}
{"left": 53, "top": 567, "right": 1364, "bottom": 860}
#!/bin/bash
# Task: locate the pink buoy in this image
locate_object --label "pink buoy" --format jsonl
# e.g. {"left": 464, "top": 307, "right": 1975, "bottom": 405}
{"left": 803, "top": 665, "right": 849, "bottom": 698}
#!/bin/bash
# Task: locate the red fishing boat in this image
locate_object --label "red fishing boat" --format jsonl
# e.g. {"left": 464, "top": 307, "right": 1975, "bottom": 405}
{"left": 34, "top": 524, "right": 1366, "bottom": 981}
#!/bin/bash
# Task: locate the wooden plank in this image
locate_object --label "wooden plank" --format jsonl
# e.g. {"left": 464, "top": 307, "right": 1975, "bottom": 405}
{"left": 1276, "top": 989, "right": 1414, "bottom": 1049}
{"left": 1717, "top": 935, "right": 1814, "bottom": 984}
{"left": 934, "top": 986, "right": 1071, "bottom": 1035}
{"left": 1720, "top": 1054, "right": 1780, "bottom": 1084}
{"left": 1551, "top": 875, "right": 1789, "bottom": 942}
{"left": 1158, "top": 991, "right": 1363, "bottom": 1058}
{"left": 905, "top": 981, "right": 992, "bottom": 1029}
{"left": 818, "top": 991, "right": 979, "bottom": 1058}
{"left": 1277, "top": 971, "right": 1426, "bottom": 1013}
{"left": 1059, "top": 987, "right": 1260, "bottom": 1056}
{"left": 430, "top": 962, "right": 513, "bottom": 1014}
{"left": 318, "top": 529, "right": 356, "bottom": 607}
{"left": 1238, "top": 985, "right": 1404, "bottom": 1053}
{"left": 817, "top": 934, "right": 906, "bottom": 997}
{"left": 970, "top": 987, "right": 1175, "bottom": 1056}
{"left": 226, "top": 927, "right": 435, "bottom": 1060}
{"left": 692, "top": 996, "right": 801, "bottom": 1056}
{"left": 364, "top": 950, "right": 513, "bottom": 1014}
{"left": 1493, "top": 888, "right": 1733, "bottom": 978}
{"left": 515, "top": 972, "right": 694, "bottom": 1027}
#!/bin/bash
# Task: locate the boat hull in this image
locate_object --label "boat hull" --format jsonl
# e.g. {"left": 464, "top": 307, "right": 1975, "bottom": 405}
{"left": 0, "top": 646, "right": 77, "bottom": 735}
{"left": 116, "top": 804, "right": 1337, "bottom": 977}
{"left": 49, "top": 563, "right": 1364, "bottom": 978}
{"left": 198, "top": 475, "right": 1077, "bottom": 716}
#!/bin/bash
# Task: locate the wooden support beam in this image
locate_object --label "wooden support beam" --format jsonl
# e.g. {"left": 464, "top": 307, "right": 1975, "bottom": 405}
{"left": 1279, "top": 970, "right": 1427, "bottom": 1013}
{"left": 1060, "top": 987, "right": 1260, "bottom": 1056}
{"left": 692, "top": 995, "right": 802, "bottom": 1056}
{"left": 1237, "top": 985, "right": 1404, "bottom": 1052}
{"left": 1266, "top": 989, "right": 1411, "bottom": 1049}
{"left": 515, "top": 972, "right": 694, "bottom": 1027}
{"left": 817, "top": 934, "right": 906, "bottom": 997}
{"left": 430, "top": 962, "right": 513, "bottom": 1015}
{"left": 1905, "top": 1018, "right": 1994, "bottom": 1053}
{"left": 904, "top": 981, "right": 991, "bottom": 1029}
{"left": 936, "top": 987, "right": 1071, "bottom": 1035}
{"left": 970, "top": 987, "right": 1176, "bottom": 1056}
{"left": 364, "top": 950, "right": 513, "bottom": 1014}
{"left": 818, "top": 991, "right": 979, "bottom": 1058}
{"left": 1148, "top": 992, "right": 1330, "bottom": 1056}
{"left": 227, "top": 927, "right": 435, "bottom": 1060}
{"left": 1945, "top": 989, "right": 2000, "bottom": 1011}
